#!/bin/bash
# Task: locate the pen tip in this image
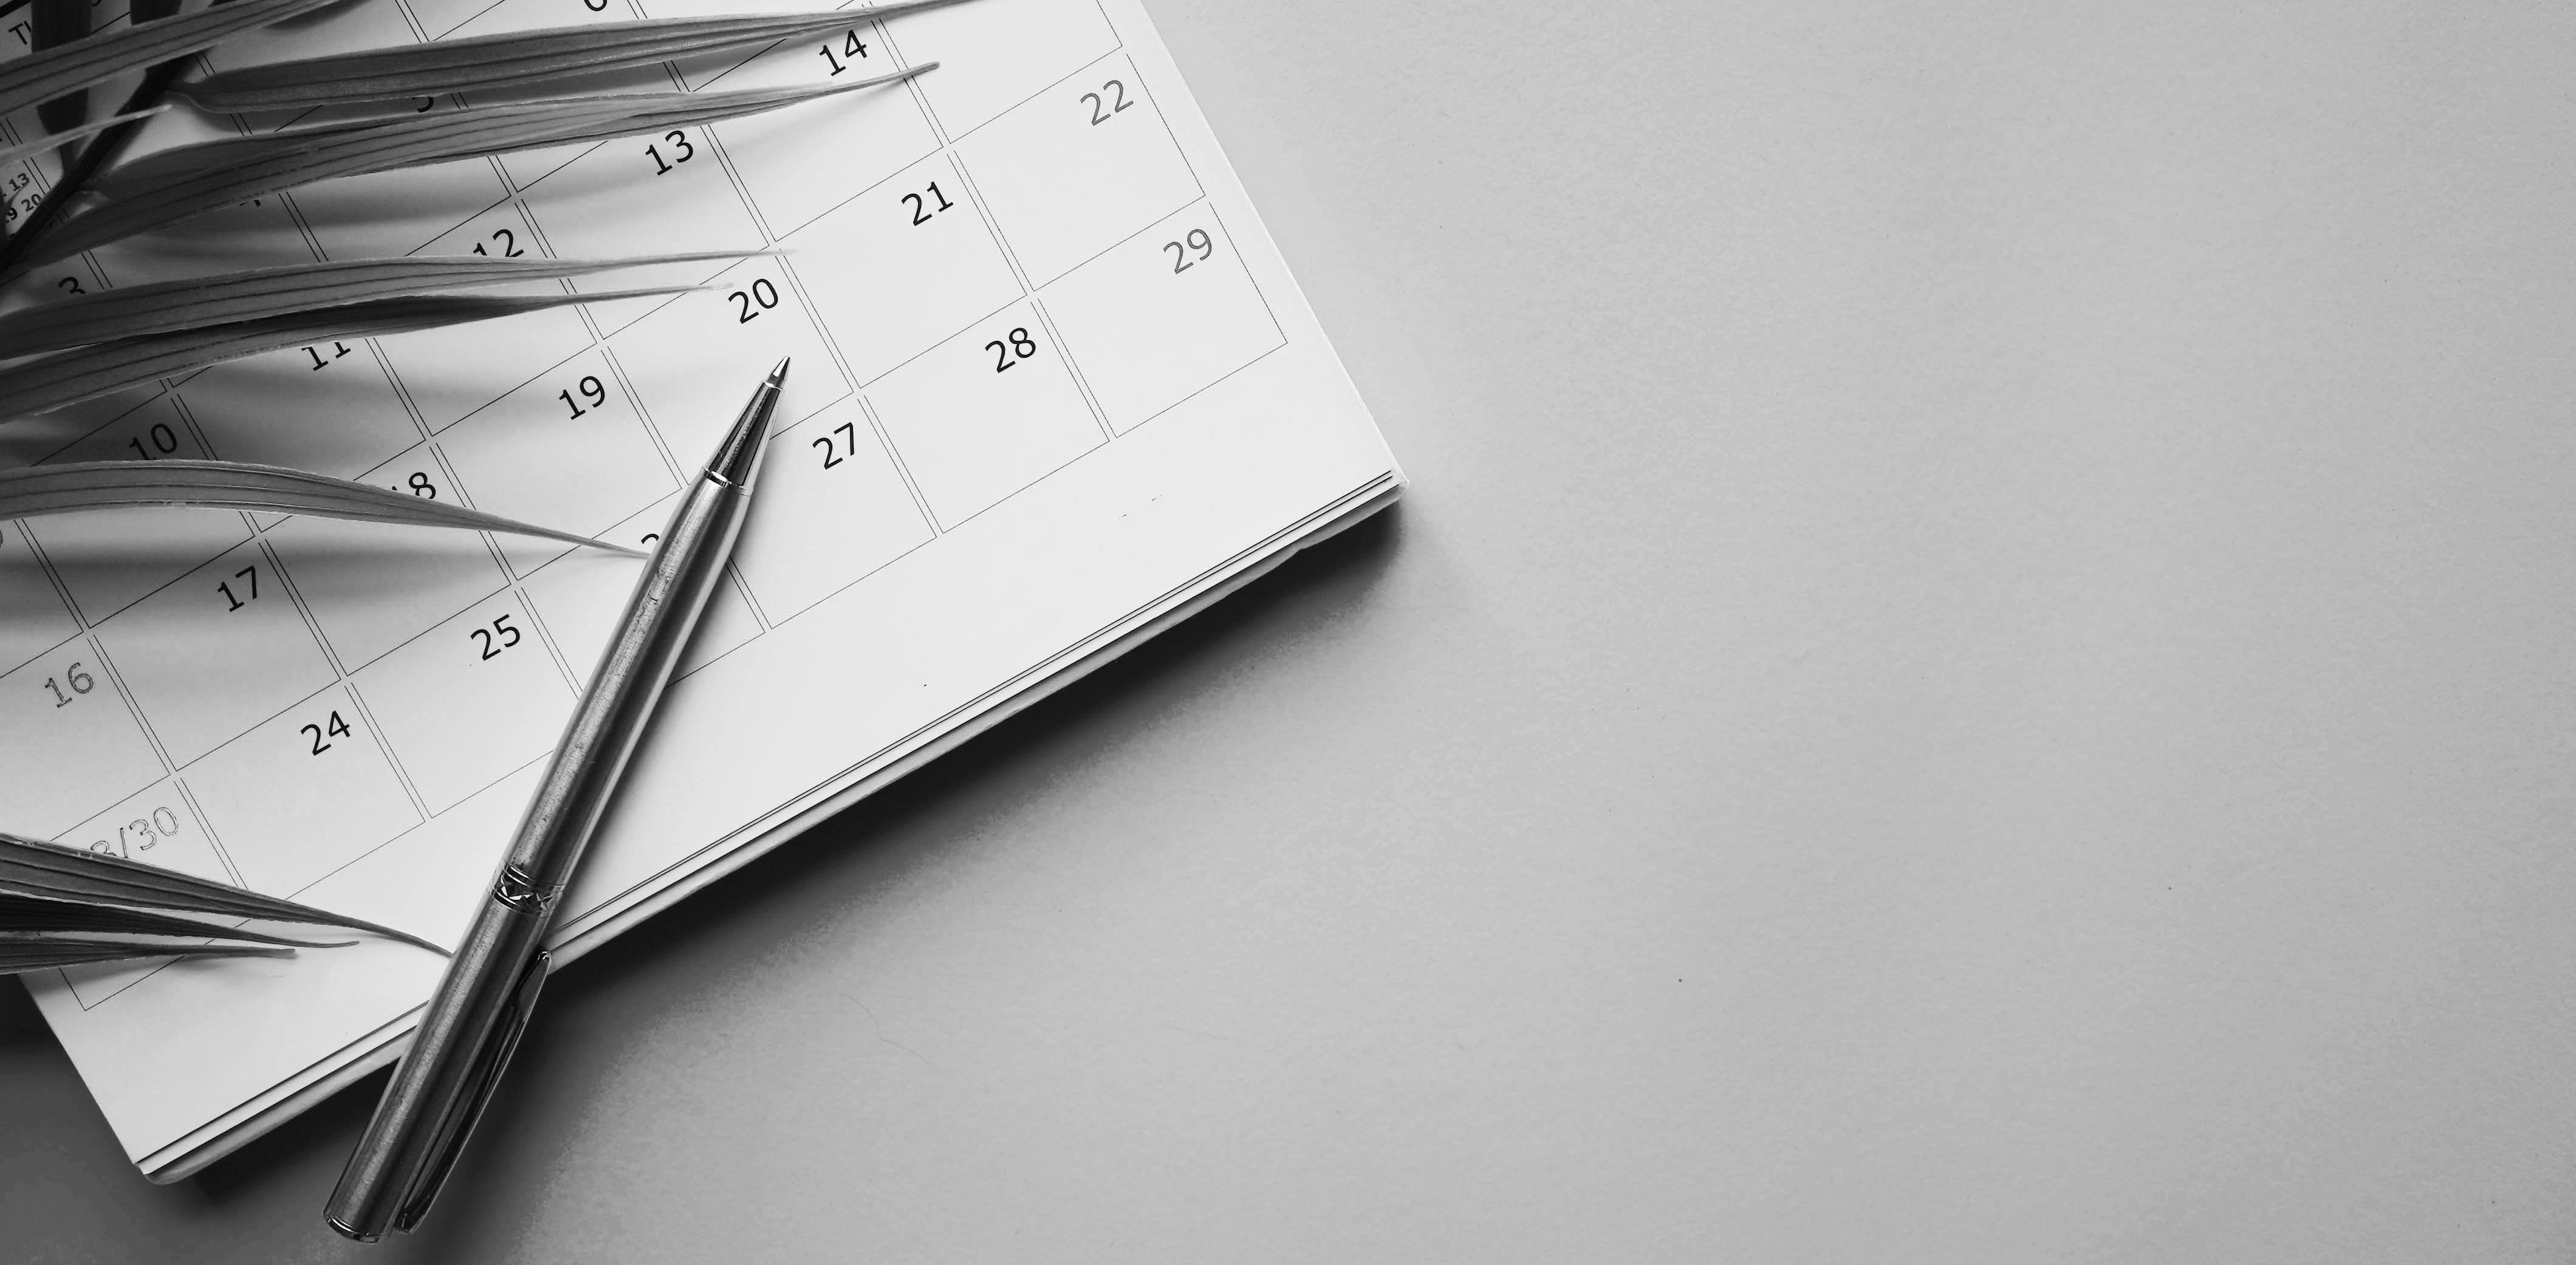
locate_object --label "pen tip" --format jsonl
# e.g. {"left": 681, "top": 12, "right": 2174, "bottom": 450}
{"left": 707, "top": 363, "right": 787, "bottom": 488}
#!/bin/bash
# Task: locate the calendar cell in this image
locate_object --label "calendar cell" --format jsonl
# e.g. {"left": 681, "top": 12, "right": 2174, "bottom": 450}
{"left": 87, "top": 194, "right": 313, "bottom": 288}
{"left": 91, "top": 540, "right": 338, "bottom": 766}
{"left": 701, "top": 32, "right": 940, "bottom": 238}
{"left": 374, "top": 204, "right": 597, "bottom": 434}
{"left": 863, "top": 299, "right": 1103, "bottom": 529}
{"left": 56, "top": 780, "right": 241, "bottom": 1010}
{"left": 609, "top": 259, "right": 850, "bottom": 456}
{"left": 414, "top": 0, "right": 631, "bottom": 41}
{"left": 518, "top": 125, "right": 767, "bottom": 336}
{"left": 262, "top": 446, "right": 507, "bottom": 670}
{"left": 0, "top": 154, "right": 47, "bottom": 251}
{"left": 638, "top": 0, "right": 838, "bottom": 21}
{"left": 668, "top": 4, "right": 855, "bottom": 92}
{"left": 1041, "top": 206, "right": 1284, "bottom": 434}
{"left": 418, "top": 199, "right": 550, "bottom": 269}
{"left": 184, "top": 684, "right": 419, "bottom": 897}
{"left": 182, "top": 343, "right": 420, "bottom": 480}
{"left": 522, "top": 492, "right": 764, "bottom": 682}
{"left": 354, "top": 589, "right": 572, "bottom": 813}
{"left": 883, "top": 0, "right": 1120, "bottom": 138}
{"left": 0, "top": 520, "right": 78, "bottom": 677}
{"left": 956, "top": 53, "right": 1199, "bottom": 284}
{"left": 0, "top": 637, "right": 165, "bottom": 839}
{"left": 436, "top": 349, "right": 677, "bottom": 575}
{"left": 731, "top": 399, "right": 933, "bottom": 622}
{"left": 295, "top": 164, "right": 513, "bottom": 262}
{"left": 23, "top": 397, "right": 253, "bottom": 623}
{"left": 63, "top": 779, "right": 231, "bottom": 882}
{"left": 0, "top": 255, "right": 101, "bottom": 320}
{"left": 790, "top": 153, "right": 1024, "bottom": 385}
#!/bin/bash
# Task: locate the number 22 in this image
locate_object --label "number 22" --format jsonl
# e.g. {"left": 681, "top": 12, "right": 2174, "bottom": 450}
{"left": 1082, "top": 80, "right": 1132, "bottom": 125}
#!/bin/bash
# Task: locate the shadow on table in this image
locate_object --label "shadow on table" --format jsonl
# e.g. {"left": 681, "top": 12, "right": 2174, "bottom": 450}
{"left": 2, "top": 504, "right": 1405, "bottom": 1263}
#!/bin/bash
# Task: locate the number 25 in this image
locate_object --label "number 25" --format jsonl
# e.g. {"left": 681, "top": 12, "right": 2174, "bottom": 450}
{"left": 470, "top": 614, "right": 523, "bottom": 660}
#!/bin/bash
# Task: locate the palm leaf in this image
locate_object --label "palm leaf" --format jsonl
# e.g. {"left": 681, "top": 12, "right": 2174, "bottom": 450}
{"left": 0, "top": 460, "right": 643, "bottom": 555}
{"left": 0, "top": 251, "right": 753, "bottom": 357}
{"left": 177, "top": 0, "right": 967, "bottom": 112}
{"left": 0, "top": 891, "right": 351, "bottom": 947}
{"left": 0, "top": 107, "right": 168, "bottom": 170}
{"left": 0, "top": 0, "right": 344, "bottom": 122}
{"left": 0, "top": 288, "right": 687, "bottom": 417}
{"left": 0, "top": 832, "right": 444, "bottom": 953}
{"left": 18, "top": 68, "right": 927, "bottom": 272}
{"left": 29, "top": 0, "right": 91, "bottom": 139}
{"left": 0, "top": 938, "right": 295, "bottom": 975}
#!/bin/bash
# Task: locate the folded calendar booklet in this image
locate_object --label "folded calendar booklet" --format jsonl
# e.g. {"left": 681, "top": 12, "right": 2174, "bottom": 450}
{"left": 0, "top": 0, "right": 1400, "bottom": 1179}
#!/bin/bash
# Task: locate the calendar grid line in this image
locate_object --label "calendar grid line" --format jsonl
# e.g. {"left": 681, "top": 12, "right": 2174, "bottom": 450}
{"left": 340, "top": 676, "right": 436, "bottom": 823}
{"left": 944, "top": 153, "right": 1035, "bottom": 297}
{"left": 171, "top": 775, "right": 248, "bottom": 891}
{"left": 77, "top": 633, "right": 179, "bottom": 776}
{"left": 1026, "top": 295, "right": 1115, "bottom": 442}
{"left": 854, "top": 394, "right": 942, "bottom": 538}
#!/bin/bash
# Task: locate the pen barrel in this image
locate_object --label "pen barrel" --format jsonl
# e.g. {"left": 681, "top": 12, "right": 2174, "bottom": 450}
{"left": 324, "top": 894, "right": 550, "bottom": 1239}
{"left": 502, "top": 474, "right": 752, "bottom": 900}
{"left": 324, "top": 474, "right": 754, "bottom": 1239}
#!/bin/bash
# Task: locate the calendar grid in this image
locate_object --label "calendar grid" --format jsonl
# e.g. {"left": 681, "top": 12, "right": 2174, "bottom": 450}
{"left": 7, "top": 0, "right": 1332, "bottom": 1017}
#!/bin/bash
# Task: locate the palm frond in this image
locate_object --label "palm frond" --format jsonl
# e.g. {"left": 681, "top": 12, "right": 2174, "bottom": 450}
{"left": 0, "top": 251, "right": 754, "bottom": 357}
{"left": 0, "top": 459, "right": 645, "bottom": 555}
{"left": 29, "top": 0, "right": 91, "bottom": 139}
{"left": 177, "top": 0, "right": 965, "bottom": 113}
{"left": 0, "top": 0, "right": 343, "bottom": 122}
{"left": 16, "top": 68, "right": 926, "bottom": 272}
{"left": 0, "top": 107, "right": 168, "bottom": 170}
{"left": 0, "top": 938, "right": 295, "bottom": 975}
{"left": 0, "top": 893, "right": 351, "bottom": 947}
{"left": 0, "top": 832, "right": 444, "bottom": 953}
{"left": 0, "top": 288, "right": 688, "bottom": 417}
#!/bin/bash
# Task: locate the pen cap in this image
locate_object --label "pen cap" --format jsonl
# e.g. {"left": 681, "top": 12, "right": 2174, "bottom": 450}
{"left": 705, "top": 359, "right": 789, "bottom": 492}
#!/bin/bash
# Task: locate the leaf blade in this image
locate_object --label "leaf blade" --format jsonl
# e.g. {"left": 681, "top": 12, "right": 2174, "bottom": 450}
{"left": 0, "top": 892, "right": 350, "bottom": 946}
{"left": 0, "top": 251, "right": 755, "bottom": 357}
{"left": 176, "top": 0, "right": 970, "bottom": 112}
{"left": 0, "top": 0, "right": 344, "bottom": 122}
{"left": 0, "top": 833, "right": 447, "bottom": 953}
{"left": 0, "top": 106, "right": 168, "bottom": 170}
{"left": 0, "top": 460, "right": 642, "bottom": 560}
{"left": 0, "top": 289, "right": 688, "bottom": 418}
{"left": 24, "top": 67, "right": 927, "bottom": 270}
{"left": 0, "top": 938, "right": 297, "bottom": 975}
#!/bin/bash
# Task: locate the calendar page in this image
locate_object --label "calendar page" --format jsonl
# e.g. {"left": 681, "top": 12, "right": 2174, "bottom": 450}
{"left": 0, "top": 0, "right": 1400, "bottom": 1177}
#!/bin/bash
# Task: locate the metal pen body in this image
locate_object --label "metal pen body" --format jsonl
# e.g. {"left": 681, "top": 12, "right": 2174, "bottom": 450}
{"left": 328, "top": 363, "right": 785, "bottom": 1241}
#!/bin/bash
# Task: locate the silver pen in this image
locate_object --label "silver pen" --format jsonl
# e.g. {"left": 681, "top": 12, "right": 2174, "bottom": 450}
{"left": 326, "top": 360, "right": 789, "bottom": 1241}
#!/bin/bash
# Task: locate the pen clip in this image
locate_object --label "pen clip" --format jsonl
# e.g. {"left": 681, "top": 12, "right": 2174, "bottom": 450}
{"left": 392, "top": 948, "right": 550, "bottom": 1233}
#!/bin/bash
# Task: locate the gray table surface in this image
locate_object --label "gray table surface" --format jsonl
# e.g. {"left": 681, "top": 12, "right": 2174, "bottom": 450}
{"left": 12, "top": 1, "right": 2576, "bottom": 1260}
